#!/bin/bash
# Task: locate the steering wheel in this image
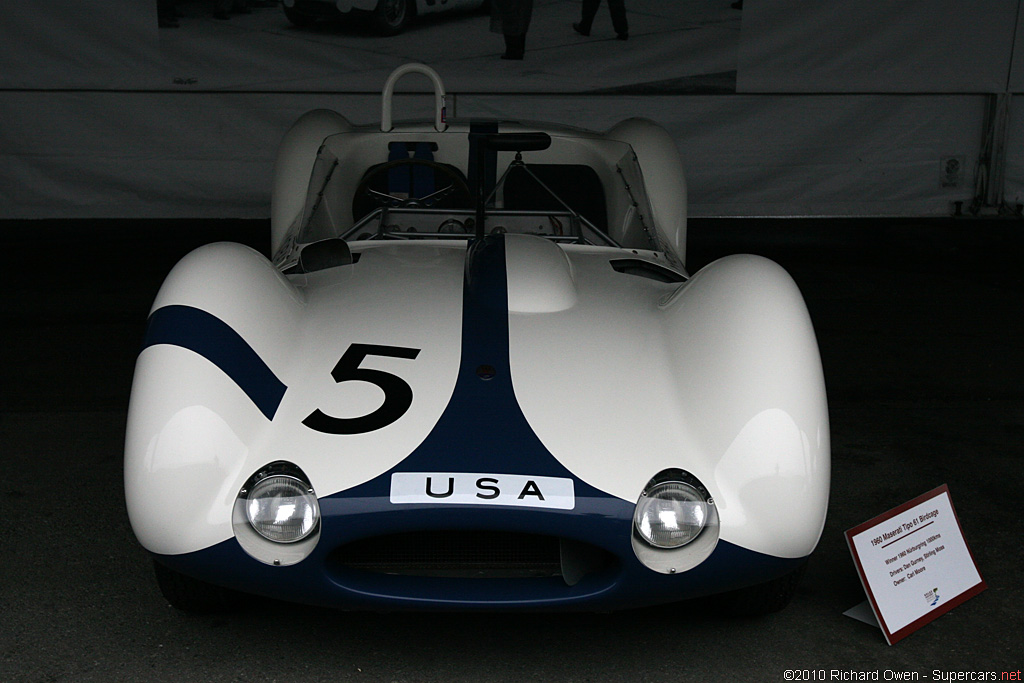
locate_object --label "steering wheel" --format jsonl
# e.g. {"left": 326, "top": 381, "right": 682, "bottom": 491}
{"left": 355, "top": 158, "right": 472, "bottom": 210}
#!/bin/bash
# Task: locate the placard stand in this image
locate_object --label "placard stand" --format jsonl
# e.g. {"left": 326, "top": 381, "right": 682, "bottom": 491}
{"left": 845, "top": 485, "right": 986, "bottom": 644}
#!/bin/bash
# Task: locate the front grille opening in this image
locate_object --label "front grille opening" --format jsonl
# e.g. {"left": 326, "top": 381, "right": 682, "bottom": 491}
{"left": 330, "top": 530, "right": 612, "bottom": 583}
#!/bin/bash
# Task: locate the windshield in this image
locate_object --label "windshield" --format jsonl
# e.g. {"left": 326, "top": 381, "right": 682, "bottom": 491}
{"left": 276, "top": 130, "right": 662, "bottom": 263}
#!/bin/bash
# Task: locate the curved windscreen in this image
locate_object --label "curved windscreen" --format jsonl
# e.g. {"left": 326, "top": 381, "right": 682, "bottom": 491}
{"left": 276, "top": 130, "right": 663, "bottom": 263}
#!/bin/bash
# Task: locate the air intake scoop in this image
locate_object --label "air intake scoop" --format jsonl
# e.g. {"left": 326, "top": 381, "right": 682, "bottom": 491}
{"left": 504, "top": 234, "right": 578, "bottom": 313}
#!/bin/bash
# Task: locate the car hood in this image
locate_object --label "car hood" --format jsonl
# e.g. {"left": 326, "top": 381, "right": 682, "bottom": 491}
{"left": 128, "top": 234, "right": 827, "bottom": 560}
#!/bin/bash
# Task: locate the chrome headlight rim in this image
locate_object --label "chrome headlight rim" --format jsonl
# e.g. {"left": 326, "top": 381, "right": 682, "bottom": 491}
{"left": 233, "top": 461, "right": 321, "bottom": 566}
{"left": 631, "top": 469, "right": 720, "bottom": 575}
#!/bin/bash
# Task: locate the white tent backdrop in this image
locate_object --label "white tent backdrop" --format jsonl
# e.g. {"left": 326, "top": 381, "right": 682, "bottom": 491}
{"left": 0, "top": 1, "right": 160, "bottom": 90}
{"left": 1013, "top": 5, "right": 1024, "bottom": 92}
{"left": 737, "top": 0, "right": 1021, "bottom": 93}
{"left": 1009, "top": 107, "right": 1024, "bottom": 207}
{"left": 0, "top": 0, "right": 1020, "bottom": 219}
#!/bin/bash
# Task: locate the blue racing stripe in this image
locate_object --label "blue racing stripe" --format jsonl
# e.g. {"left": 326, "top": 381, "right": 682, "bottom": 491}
{"left": 141, "top": 305, "right": 287, "bottom": 420}
{"left": 330, "top": 234, "right": 615, "bottom": 501}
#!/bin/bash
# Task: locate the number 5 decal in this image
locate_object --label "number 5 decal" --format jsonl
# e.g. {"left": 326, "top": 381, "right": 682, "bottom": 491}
{"left": 303, "top": 343, "right": 421, "bottom": 435}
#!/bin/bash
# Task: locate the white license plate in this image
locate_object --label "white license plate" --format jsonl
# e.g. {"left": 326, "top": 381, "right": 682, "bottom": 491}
{"left": 390, "top": 472, "right": 575, "bottom": 510}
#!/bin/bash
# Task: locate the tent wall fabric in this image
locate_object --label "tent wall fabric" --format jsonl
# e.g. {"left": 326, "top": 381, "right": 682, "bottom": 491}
{"left": 1007, "top": 106, "right": 1024, "bottom": 208}
{"left": 737, "top": 0, "right": 1021, "bottom": 94}
{"left": 0, "top": 91, "right": 987, "bottom": 219}
{"left": 1, "top": 0, "right": 1020, "bottom": 220}
{"left": 0, "top": 1, "right": 159, "bottom": 90}
{"left": 1011, "top": 4, "right": 1024, "bottom": 93}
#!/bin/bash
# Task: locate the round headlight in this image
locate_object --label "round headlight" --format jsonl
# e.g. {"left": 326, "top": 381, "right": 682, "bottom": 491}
{"left": 633, "top": 481, "right": 708, "bottom": 548}
{"left": 245, "top": 475, "right": 320, "bottom": 543}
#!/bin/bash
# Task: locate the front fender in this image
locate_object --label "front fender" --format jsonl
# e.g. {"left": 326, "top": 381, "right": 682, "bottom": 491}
{"left": 124, "top": 243, "right": 305, "bottom": 555}
{"left": 508, "top": 249, "right": 828, "bottom": 560}
{"left": 662, "top": 254, "right": 830, "bottom": 557}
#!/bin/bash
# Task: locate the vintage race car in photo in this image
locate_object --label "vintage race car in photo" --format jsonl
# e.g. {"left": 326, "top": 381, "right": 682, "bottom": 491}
{"left": 124, "top": 63, "right": 830, "bottom": 615}
{"left": 281, "top": 0, "right": 486, "bottom": 35}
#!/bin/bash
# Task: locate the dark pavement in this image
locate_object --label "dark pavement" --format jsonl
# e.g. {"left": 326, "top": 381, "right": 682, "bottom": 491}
{"left": 1, "top": 218, "right": 1021, "bottom": 681}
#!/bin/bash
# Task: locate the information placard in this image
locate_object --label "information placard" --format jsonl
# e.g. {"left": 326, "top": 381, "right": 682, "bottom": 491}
{"left": 845, "top": 485, "right": 986, "bottom": 644}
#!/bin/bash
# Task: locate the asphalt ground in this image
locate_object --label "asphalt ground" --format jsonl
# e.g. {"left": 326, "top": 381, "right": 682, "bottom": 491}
{"left": 1, "top": 218, "right": 1022, "bottom": 681}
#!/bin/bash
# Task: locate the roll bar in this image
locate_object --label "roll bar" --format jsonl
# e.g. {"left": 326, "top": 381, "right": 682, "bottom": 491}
{"left": 381, "top": 63, "right": 446, "bottom": 133}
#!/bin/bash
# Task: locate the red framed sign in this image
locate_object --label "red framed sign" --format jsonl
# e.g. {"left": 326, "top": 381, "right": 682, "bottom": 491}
{"left": 845, "top": 484, "right": 986, "bottom": 645}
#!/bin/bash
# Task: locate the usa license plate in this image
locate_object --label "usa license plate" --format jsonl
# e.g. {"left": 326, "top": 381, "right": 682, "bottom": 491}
{"left": 390, "top": 472, "right": 575, "bottom": 510}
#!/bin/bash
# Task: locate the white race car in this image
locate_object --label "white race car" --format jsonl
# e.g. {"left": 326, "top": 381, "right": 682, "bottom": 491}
{"left": 125, "top": 63, "right": 830, "bottom": 615}
{"left": 281, "top": 0, "right": 486, "bottom": 35}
